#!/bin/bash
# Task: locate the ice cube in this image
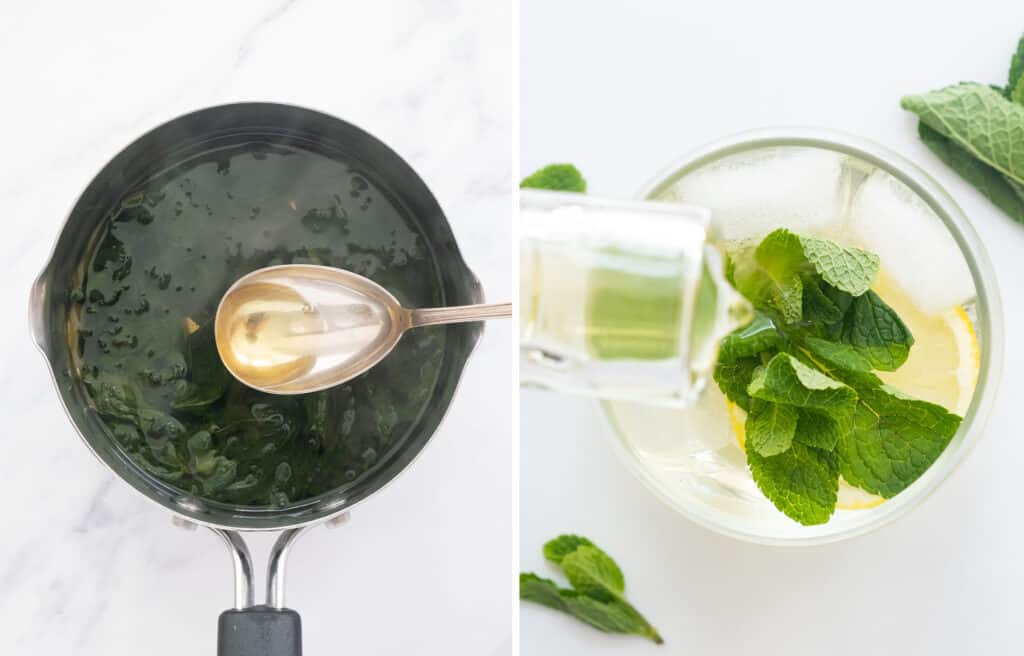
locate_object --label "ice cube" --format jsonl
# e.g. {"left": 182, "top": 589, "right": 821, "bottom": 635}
{"left": 660, "top": 147, "right": 846, "bottom": 241}
{"left": 849, "top": 170, "right": 974, "bottom": 314}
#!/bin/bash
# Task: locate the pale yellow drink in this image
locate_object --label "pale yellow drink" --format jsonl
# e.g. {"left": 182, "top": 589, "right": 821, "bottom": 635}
{"left": 537, "top": 147, "right": 981, "bottom": 532}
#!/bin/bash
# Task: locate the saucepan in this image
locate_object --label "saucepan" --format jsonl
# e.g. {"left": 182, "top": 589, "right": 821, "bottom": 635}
{"left": 29, "top": 103, "right": 486, "bottom": 655}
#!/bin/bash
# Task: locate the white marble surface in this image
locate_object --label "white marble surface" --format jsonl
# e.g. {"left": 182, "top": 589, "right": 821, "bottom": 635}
{"left": 1, "top": 1, "right": 515, "bottom": 654}
{"left": 522, "top": 1, "right": 1024, "bottom": 655}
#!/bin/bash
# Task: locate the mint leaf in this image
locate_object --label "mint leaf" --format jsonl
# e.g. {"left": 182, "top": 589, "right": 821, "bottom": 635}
{"left": 522, "top": 536, "right": 662, "bottom": 644}
{"left": 1013, "top": 76, "right": 1024, "bottom": 106}
{"left": 748, "top": 441, "right": 839, "bottom": 526}
{"left": 729, "top": 240, "right": 798, "bottom": 323}
{"left": 521, "top": 573, "right": 571, "bottom": 610}
{"left": 747, "top": 353, "right": 857, "bottom": 425}
{"left": 173, "top": 322, "right": 231, "bottom": 411}
{"left": 835, "top": 381, "right": 962, "bottom": 498}
{"left": 903, "top": 40, "right": 1024, "bottom": 225}
{"left": 754, "top": 229, "right": 806, "bottom": 321}
{"left": 520, "top": 163, "right": 587, "bottom": 192}
{"left": 726, "top": 229, "right": 878, "bottom": 323}
{"left": 900, "top": 83, "right": 1024, "bottom": 184}
{"left": 755, "top": 228, "right": 805, "bottom": 271}
{"left": 797, "top": 235, "right": 879, "bottom": 296}
{"left": 543, "top": 534, "right": 595, "bottom": 564}
{"left": 718, "top": 313, "right": 781, "bottom": 360}
{"left": 713, "top": 355, "right": 760, "bottom": 412}
{"left": 1009, "top": 175, "right": 1024, "bottom": 203}
{"left": 562, "top": 545, "right": 625, "bottom": 597}
{"left": 563, "top": 595, "right": 662, "bottom": 644}
{"left": 85, "top": 377, "right": 140, "bottom": 421}
{"left": 917, "top": 121, "right": 1024, "bottom": 224}
{"left": 824, "top": 290, "right": 913, "bottom": 371}
{"left": 802, "top": 276, "right": 843, "bottom": 324}
{"left": 803, "top": 336, "right": 874, "bottom": 372}
{"left": 746, "top": 399, "right": 798, "bottom": 456}
{"left": 714, "top": 313, "right": 780, "bottom": 412}
{"left": 794, "top": 410, "right": 841, "bottom": 451}
{"left": 714, "top": 229, "right": 963, "bottom": 525}
{"left": 1009, "top": 33, "right": 1024, "bottom": 98}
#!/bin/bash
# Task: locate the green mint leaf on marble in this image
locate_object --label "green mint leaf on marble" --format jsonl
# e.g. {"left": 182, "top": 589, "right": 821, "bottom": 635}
{"left": 520, "top": 163, "right": 587, "bottom": 192}
{"left": 745, "top": 399, "right": 799, "bottom": 456}
{"left": 560, "top": 595, "right": 661, "bottom": 643}
{"left": 563, "top": 545, "right": 626, "bottom": 597}
{"left": 520, "top": 573, "right": 572, "bottom": 610}
{"left": 748, "top": 441, "right": 839, "bottom": 526}
{"left": 902, "top": 35, "right": 1024, "bottom": 224}
{"left": 901, "top": 83, "right": 1024, "bottom": 187}
{"left": 521, "top": 536, "right": 662, "bottom": 644}
{"left": 900, "top": 83, "right": 1024, "bottom": 182}
{"left": 543, "top": 534, "right": 595, "bottom": 564}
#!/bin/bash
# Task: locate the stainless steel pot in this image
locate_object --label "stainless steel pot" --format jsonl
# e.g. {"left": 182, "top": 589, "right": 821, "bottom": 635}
{"left": 29, "top": 103, "right": 486, "bottom": 656}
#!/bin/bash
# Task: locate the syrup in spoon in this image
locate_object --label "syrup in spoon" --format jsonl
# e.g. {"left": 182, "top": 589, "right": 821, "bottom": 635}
{"left": 215, "top": 265, "right": 510, "bottom": 394}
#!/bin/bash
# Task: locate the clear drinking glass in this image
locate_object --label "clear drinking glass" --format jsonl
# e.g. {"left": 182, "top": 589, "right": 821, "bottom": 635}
{"left": 599, "top": 128, "right": 1004, "bottom": 545}
{"left": 519, "top": 190, "right": 750, "bottom": 406}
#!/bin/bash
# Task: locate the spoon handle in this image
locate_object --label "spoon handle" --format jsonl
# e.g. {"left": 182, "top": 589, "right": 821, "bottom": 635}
{"left": 409, "top": 302, "right": 513, "bottom": 328}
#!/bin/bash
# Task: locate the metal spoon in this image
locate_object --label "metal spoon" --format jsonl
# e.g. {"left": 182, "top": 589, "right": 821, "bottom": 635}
{"left": 214, "top": 264, "right": 511, "bottom": 394}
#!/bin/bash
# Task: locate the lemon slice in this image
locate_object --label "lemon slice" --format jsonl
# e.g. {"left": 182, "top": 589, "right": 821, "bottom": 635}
{"left": 952, "top": 306, "right": 982, "bottom": 404}
{"left": 872, "top": 272, "right": 980, "bottom": 416}
{"left": 724, "top": 290, "right": 980, "bottom": 512}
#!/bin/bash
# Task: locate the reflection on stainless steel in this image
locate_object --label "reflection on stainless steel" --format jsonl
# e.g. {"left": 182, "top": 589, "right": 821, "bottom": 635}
{"left": 211, "top": 525, "right": 313, "bottom": 610}
{"left": 211, "top": 528, "right": 255, "bottom": 610}
{"left": 267, "top": 526, "right": 313, "bottom": 609}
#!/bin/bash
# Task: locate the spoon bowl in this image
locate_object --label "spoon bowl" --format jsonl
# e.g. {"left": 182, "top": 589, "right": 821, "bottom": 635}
{"left": 215, "top": 264, "right": 510, "bottom": 394}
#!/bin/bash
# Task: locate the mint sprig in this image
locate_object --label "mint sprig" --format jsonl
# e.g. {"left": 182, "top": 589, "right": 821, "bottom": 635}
{"left": 520, "top": 163, "right": 587, "bottom": 193}
{"left": 520, "top": 535, "right": 662, "bottom": 644}
{"left": 1008, "top": 33, "right": 1024, "bottom": 99}
{"left": 901, "top": 33, "right": 1024, "bottom": 224}
{"left": 715, "top": 229, "right": 963, "bottom": 525}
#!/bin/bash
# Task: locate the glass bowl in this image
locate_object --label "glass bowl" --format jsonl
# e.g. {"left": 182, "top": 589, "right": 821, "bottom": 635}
{"left": 599, "top": 127, "right": 1003, "bottom": 545}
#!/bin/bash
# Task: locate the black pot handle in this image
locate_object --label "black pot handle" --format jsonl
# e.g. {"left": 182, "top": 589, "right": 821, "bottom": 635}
{"left": 210, "top": 526, "right": 313, "bottom": 656}
{"left": 218, "top": 606, "right": 302, "bottom": 656}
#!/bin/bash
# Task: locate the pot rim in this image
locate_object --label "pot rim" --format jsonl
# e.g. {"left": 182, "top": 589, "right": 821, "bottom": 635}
{"left": 29, "top": 101, "right": 485, "bottom": 531}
